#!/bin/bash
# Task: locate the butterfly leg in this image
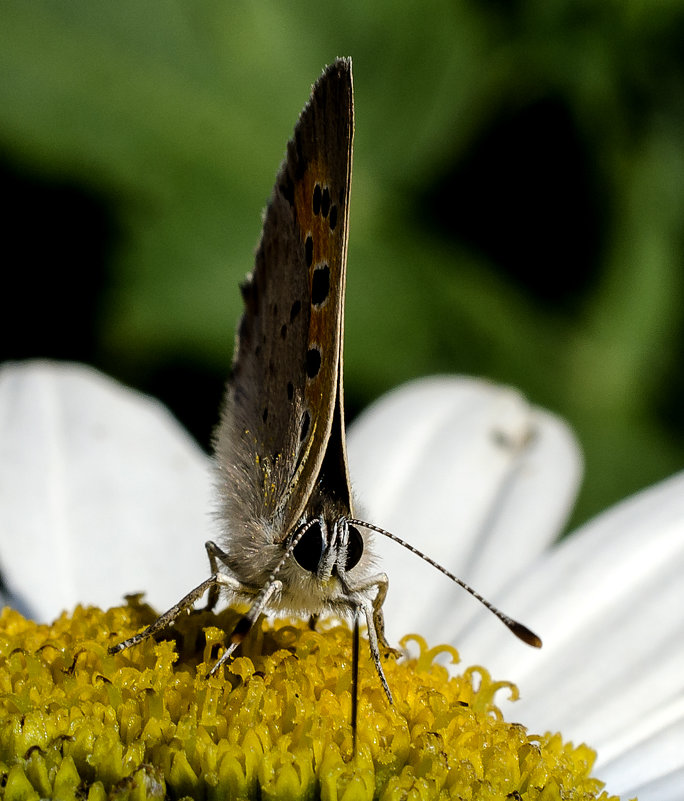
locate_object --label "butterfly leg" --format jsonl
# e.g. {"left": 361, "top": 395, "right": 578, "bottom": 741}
{"left": 340, "top": 569, "right": 395, "bottom": 703}
{"left": 349, "top": 570, "right": 397, "bottom": 654}
{"left": 204, "top": 540, "right": 233, "bottom": 611}
{"left": 108, "top": 571, "right": 240, "bottom": 655}
{"left": 207, "top": 578, "right": 283, "bottom": 676}
{"left": 358, "top": 594, "right": 393, "bottom": 704}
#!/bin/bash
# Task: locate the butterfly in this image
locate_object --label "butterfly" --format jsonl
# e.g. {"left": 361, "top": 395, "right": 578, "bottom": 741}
{"left": 110, "top": 58, "right": 540, "bottom": 721}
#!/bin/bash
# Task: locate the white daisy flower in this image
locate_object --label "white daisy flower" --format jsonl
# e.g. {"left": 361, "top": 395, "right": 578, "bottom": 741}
{"left": 0, "top": 360, "right": 680, "bottom": 800}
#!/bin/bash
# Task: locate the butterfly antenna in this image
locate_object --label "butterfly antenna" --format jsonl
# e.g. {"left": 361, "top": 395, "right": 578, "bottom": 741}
{"left": 275, "top": 518, "right": 319, "bottom": 574}
{"left": 348, "top": 519, "right": 542, "bottom": 648}
{"left": 248, "top": 518, "right": 321, "bottom": 608}
{"left": 219, "top": 518, "right": 321, "bottom": 658}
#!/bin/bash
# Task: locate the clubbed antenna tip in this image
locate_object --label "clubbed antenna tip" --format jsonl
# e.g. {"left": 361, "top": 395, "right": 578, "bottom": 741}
{"left": 508, "top": 619, "right": 542, "bottom": 648}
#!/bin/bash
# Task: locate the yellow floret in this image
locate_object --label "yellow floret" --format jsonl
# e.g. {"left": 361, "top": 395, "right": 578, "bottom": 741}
{"left": 0, "top": 600, "right": 625, "bottom": 800}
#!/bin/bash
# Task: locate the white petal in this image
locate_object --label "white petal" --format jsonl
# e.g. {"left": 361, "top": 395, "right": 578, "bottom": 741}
{"left": 347, "top": 375, "right": 581, "bottom": 645}
{"left": 0, "top": 360, "right": 214, "bottom": 621}
{"left": 456, "top": 470, "right": 684, "bottom": 800}
{"left": 600, "top": 717, "right": 684, "bottom": 801}
{"left": 631, "top": 768, "right": 684, "bottom": 801}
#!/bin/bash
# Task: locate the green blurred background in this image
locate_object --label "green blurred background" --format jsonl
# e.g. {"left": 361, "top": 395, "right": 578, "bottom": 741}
{"left": 2, "top": 2, "right": 684, "bottom": 530}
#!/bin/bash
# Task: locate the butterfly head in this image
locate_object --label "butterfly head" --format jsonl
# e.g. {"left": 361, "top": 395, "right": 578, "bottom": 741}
{"left": 291, "top": 515, "right": 364, "bottom": 582}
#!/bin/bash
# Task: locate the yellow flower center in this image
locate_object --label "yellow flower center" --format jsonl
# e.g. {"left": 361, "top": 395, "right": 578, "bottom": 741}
{"left": 0, "top": 600, "right": 622, "bottom": 800}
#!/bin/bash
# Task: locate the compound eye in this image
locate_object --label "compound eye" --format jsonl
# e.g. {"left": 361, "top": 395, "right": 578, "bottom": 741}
{"left": 345, "top": 525, "right": 364, "bottom": 571}
{"left": 293, "top": 521, "right": 324, "bottom": 573}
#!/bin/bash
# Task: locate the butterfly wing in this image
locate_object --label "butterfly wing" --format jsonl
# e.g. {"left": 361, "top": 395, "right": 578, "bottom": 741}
{"left": 214, "top": 59, "right": 354, "bottom": 543}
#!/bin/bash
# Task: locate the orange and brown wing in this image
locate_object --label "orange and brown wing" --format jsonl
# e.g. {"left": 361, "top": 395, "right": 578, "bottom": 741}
{"left": 215, "top": 59, "right": 354, "bottom": 540}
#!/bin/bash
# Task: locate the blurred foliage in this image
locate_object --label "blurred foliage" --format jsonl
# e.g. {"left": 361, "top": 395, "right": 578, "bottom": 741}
{"left": 2, "top": 1, "right": 684, "bottom": 529}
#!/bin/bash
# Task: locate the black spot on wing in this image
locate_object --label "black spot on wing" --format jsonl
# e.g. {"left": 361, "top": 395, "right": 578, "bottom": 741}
{"left": 293, "top": 129, "right": 307, "bottom": 181}
{"left": 311, "top": 264, "right": 330, "bottom": 307}
{"left": 321, "top": 187, "right": 331, "bottom": 218}
{"left": 279, "top": 175, "right": 295, "bottom": 206}
{"left": 305, "top": 235, "right": 313, "bottom": 268}
{"left": 306, "top": 347, "right": 321, "bottom": 379}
